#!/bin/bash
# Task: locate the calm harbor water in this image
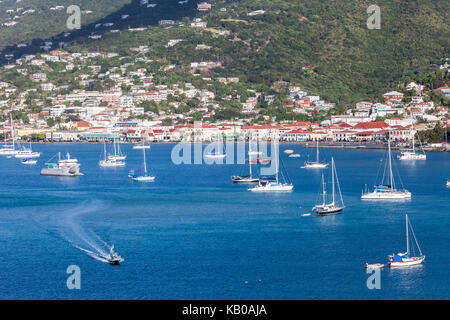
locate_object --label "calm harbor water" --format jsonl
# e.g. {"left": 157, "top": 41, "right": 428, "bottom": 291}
{"left": 0, "top": 143, "right": 448, "bottom": 299}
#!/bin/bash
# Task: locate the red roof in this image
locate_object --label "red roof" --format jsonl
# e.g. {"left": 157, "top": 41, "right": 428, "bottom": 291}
{"left": 74, "top": 120, "right": 91, "bottom": 127}
{"left": 353, "top": 122, "right": 389, "bottom": 129}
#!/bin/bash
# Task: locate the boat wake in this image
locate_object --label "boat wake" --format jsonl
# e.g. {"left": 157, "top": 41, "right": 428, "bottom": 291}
{"left": 32, "top": 200, "right": 121, "bottom": 264}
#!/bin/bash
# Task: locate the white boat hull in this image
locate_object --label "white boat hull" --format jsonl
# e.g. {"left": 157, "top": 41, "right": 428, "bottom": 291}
{"left": 361, "top": 190, "right": 411, "bottom": 200}
{"left": 14, "top": 152, "right": 41, "bottom": 159}
{"left": 99, "top": 160, "right": 125, "bottom": 167}
{"left": 301, "top": 162, "right": 328, "bottom": 169}
{"left": 389, "top": 256, "right": 425, "bottom": 268}
{"left": 398, "top": 152, "right": 426, "bottom": 160}
{"left": 249, "top": 183, "right": 293, "bottom": 192}
{"left": 131, "top": 175, "right": 155, "bottom": 182}
{"left": 133, "top": 145, "right": 150, "bottom": 149}
{"left": 204, "top": 154, "right": 226, "bottom": 159}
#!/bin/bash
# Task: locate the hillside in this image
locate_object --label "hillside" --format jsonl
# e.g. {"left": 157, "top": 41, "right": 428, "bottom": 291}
{"left": 0, "top": 0, "right": 449, "bottom": 107}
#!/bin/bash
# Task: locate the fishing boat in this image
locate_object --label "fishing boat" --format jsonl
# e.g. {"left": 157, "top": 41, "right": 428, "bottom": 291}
{"left": 129, "top": 147, "right": 155, "bottom": 182}
{"left": 312, "top": 157, "right": 345, "bottom": 215}
{"left": 21, "top": 158, "right": 37, "bottom": 165}
{"left": 232, "top": 155, "right": 259, "bottom": 184}
{"left": 40, "top": 152, "right": 83, "bottom": 177}
{"left": 361, "top": 138, "right": 411, "bottom": 200}
{"left": 14, "top": 144, "right": 41, "bottom": 159}
{"left": 388, "top": 214, "right": 425, "bottom": 268}
{"left": 99, "top": 141, "right": 125, "bottom": 167}
{"left": 301, "top": 141, "right": 328, "bottom": 169}
{"left": 107, "top": 139, "right": 126, "bottom": 160}
{"left": 398, "top": 125, "right": 426, "bottom": 160}
{"left": 249, "top": 147, "right": 293, "bottom": 192}
{"left": 204, "top": 143, "right": 226, "bottom": 159}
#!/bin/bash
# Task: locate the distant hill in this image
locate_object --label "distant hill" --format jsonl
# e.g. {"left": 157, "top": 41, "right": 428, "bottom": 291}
{"left": 1, "top": 0, "right": 449, "bottom": 106}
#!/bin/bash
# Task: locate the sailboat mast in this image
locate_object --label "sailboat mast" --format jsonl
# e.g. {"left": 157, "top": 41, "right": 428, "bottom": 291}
{"left": 249, "top": 155, "right": 252, "bottom": 178}
{"left": 322, "top": 174, "right": 326, "bottom": 205}
{"left": 406, "top": 214, "right": 410, "bottom": 255}
{"left": 104, "top": 140, "right": 107, "bottom": 160}
{"left": 143, "top": 148, "right": 147, "bottom": 174}
{"left": 10, "top": 113, "right": 15, "bottom": 150}
{"left": 388, "top": 138, "right": 394, "bottom": 190}
{"left": 332, "top": 158, "right": 335, "bottom": 205}
{"left": 316, "top": 140, "right": 319, "bottom": 163}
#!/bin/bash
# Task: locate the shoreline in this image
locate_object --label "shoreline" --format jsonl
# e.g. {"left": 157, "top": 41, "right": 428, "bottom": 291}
{"left": 11, "top": 140, "right": 450, "bottom": 152}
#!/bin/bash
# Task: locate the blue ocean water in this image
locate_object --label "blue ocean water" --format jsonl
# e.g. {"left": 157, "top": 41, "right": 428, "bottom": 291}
{"left": 0, "top": 143, "right": 448, "bottom": 300}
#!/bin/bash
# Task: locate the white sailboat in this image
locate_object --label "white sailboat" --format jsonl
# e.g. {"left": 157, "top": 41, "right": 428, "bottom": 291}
{"left": 249, "top": 147, "right": 293, "bottom": 192}
{"left": 204, "top": 142, "right": 226, "bottom": 159}
{"left": 99, "top": 141, "right": 125, "bottom": 167}
{"left": 14, "top": 143, "right": 41, "bottom": 158}
{"left": 312, "top": 157, "right": 345, "bottom": 215}
{"left": 108, "top": 139, "right": 126, "bottom": 160}
{"left": 231, "top": 154, "right": 259, "bottom": 184}
{"left": 0, "top": 114, "right": 18, "bottom": 156}
{"left": 361, "top": 138, "right": 411, "bottom": 200}
{"left": 129, "top": 147, "right": 155, "bottom": 181}
{"left": 388, "top": 214, "right": 425, "bottom": 268}
{"left": 301, "top": 141, "right": 328, "bottom": 169}
{"left": 398, "top": 124, "right": 426, "bottom": 160}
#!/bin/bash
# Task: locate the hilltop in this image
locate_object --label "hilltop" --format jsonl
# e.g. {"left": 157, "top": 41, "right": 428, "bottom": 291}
{"left": 0, "top": 0, "right": 449, "bottom": 106}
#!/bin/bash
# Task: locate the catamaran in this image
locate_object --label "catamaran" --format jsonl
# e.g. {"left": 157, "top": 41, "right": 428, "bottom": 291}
{"left": 99, "top": 141, "right": 125, "bottom": 167}
{"left": 398, "top": 125, "right": 426, "bottom": 160}
{"left": 388, "top": 214, "right": 425, "bottom": 268}
{"left": 312, "top": 157, "right": 345, "bottom": 215}
{"left": 40, "top": 152, "right": 83, "bottom": 177}
{"left": 249, "top": 147, "right": 293, "bottom": 192}
{"left": 232, "top": 155, "right": 259, "bottom": 184}
{"left": 301, "top": 141, "right": 328, "bottom": 169}
{"left": 361, "top": 138, "right": 411, "bottom": 200}
{"left": 108, "top": 139, "right": 126, "bottom": 160}
{"left": 129, "top": 147, "right": 155, "bottom": 182}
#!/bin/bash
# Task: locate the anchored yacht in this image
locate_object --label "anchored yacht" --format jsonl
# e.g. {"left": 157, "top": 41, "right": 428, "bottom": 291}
{"left": 40, "top": 152, "right": 83, "bottom": 177}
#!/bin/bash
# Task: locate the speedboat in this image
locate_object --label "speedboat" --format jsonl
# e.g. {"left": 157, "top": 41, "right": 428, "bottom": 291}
{"left": 288, "top": 153, "right": 300, "bottom": 158}
{"left": 284, "top": 149, "right": 294, "bottom": 154}
{"left": 21, "top": 158, "right": 37, "bottom": 165}
{"left": 365, "top": 263, "right": 384, "bottom": 269}
{"left": 107, "top": 246, "right": 123, "bottom": 265}
{"left": 133, "top": 144, "right": 150, "bottom": 150}
{"left": 446, "top": 179, "right": 450, "bottom": 188}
